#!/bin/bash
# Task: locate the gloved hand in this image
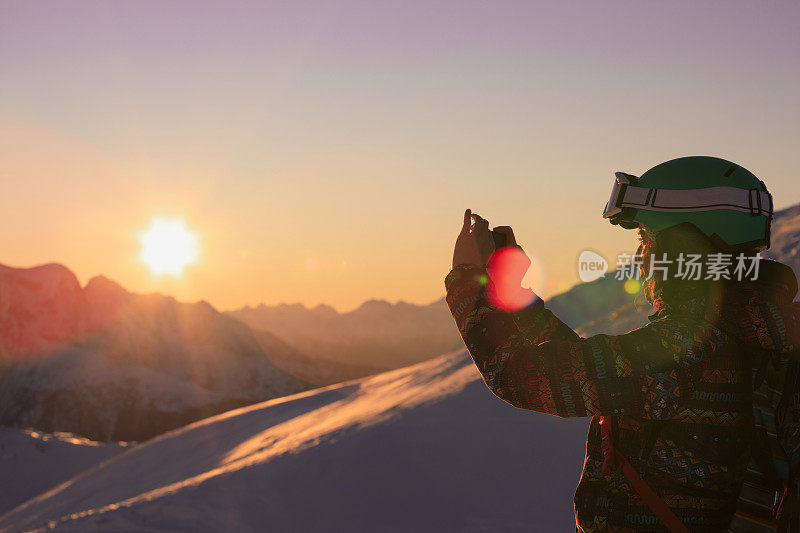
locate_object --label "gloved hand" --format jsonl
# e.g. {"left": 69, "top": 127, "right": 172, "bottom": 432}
{"left": 451, "top": 209, "right": 535, "bottom": 310}
{"left": 451, "top": 209, "right": 495, "bottom": 269}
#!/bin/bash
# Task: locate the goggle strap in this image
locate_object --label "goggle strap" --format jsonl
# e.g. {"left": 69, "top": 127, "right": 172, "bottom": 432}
{"left": 618, "top": 185, "right": 773, "bottom": 217}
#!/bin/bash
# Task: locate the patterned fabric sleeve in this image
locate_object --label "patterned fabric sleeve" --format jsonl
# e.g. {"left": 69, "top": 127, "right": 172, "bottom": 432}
{"left": 445, "top": 264, "right": 706, "bottom": 419}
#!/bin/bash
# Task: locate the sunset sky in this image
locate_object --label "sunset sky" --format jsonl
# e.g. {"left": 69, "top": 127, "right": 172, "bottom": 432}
{"left": 2, "top": 0, "right": 799, "bottom": 312}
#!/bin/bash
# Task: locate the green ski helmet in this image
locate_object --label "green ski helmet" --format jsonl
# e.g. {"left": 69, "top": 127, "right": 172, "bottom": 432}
{"left": 602, "top": 156, "right": 773, "bottom": 251}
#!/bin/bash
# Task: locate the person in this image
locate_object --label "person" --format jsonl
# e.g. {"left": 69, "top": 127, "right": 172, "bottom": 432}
{"left": 445, "top": 156, "right": 800, "bottom": 532}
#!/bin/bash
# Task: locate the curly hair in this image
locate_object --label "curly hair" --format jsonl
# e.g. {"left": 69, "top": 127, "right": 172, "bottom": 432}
{"left": 635, "top": 223, "right": 761, "bottom": 304}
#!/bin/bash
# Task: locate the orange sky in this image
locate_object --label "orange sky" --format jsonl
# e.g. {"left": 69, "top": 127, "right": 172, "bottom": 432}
{"left": 2, "top": 1, "right": 799, "bottom": 312}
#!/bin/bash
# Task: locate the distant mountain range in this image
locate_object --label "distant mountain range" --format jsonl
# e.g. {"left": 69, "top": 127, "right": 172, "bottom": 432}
{"left": 0, "top": 265, "right": 307, "bottom": 442}
{"left": 228, "top": 298, "right": 464, "bottom": 370}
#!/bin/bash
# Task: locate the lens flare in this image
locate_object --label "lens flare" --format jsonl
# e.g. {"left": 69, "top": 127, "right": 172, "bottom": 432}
{"left": 486, "top": 247, "right": 538, "bottom": 311}
{"left": 624, "top": 278, "right": 642, "bottom": 295}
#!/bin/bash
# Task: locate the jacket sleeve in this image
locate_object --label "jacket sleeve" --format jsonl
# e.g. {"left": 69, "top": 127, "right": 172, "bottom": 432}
{"left": 445, "top": 264, "right": 702, "bottom": 419}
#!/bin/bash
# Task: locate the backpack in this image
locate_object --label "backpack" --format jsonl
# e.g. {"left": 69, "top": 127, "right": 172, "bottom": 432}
{"left": 728, "top": 347, "right": 800, "bottom": 533}
{"left": 600, "top": 340, "right": 800, "bottom": 533}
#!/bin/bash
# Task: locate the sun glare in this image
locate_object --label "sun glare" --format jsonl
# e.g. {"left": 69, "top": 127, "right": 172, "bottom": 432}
{"left": 139, "top": 219, "right": 199, "bottom": 276}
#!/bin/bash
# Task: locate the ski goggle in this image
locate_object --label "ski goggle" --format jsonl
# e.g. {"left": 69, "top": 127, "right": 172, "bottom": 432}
{"left": 602, "top": 171, "right": 773, "bottom": 224}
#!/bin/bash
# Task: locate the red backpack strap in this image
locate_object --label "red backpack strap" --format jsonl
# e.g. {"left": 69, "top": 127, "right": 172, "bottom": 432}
{"left": 599, "top": 416, "right": 690, "bottom": 533}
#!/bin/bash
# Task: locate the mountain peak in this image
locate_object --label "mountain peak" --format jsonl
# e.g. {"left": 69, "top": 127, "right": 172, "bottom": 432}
{"left": 356, "top": 299, "right": 393, "bottom": 311}
{"left": 84, "top": 275, "right": 128, "bottom": 296}
{"left": 0, "top": 263, "right": 86, "bottom": 356}
{"left": 275, "top": 302, "right": 308, "bottom": 310}
{"left": 0, "top": 262, "right": 81, "bottom": 289}
{"left": 311, "top": 303, "right": 338, "bottom": 315}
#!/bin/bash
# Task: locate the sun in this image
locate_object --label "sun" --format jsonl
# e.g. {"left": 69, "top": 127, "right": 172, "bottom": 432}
{"left": 139, "top": 219, "right": 199, "bottom": 276}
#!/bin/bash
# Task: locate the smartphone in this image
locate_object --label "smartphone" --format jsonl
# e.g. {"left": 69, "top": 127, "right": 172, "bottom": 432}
{"left": 491, "top": 230, "right": 508, "bottom": 249}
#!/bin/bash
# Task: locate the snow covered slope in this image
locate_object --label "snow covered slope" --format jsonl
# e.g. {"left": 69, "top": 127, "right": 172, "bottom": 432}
{"left": 0, "top": 427, "right": 127, "bottom": 515}
{"left": 0, "top": 350, "right": 588, "bottom": 532}
{"left": 765, "top": 203, "right": 800, "bottom": 276}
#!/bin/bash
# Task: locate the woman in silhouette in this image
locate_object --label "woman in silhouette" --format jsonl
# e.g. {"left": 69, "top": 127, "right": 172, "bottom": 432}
{"left": 446, "top": 157, "right": 800, "bottom": 532}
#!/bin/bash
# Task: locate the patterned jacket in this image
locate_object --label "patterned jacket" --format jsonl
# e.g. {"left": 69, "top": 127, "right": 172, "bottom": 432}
{"left": 444, "top": 259, "right": 800, "bottom": 532}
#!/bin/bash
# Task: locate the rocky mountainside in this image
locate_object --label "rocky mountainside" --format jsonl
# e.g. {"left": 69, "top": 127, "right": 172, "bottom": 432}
{"left": 0, "top": 266, "right": 307, "bottom": 442}
{"left": 0, "top": 263, "right": 89, "bottom": 357}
